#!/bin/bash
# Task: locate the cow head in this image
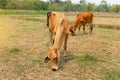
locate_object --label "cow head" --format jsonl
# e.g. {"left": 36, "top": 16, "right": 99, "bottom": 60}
{"left": 80, "top": 18, "right": 84, "bottom": 24}
{"left": 69, "top": 25, "right": 75, "bottom": 35}
{"left": 44, "top": 47, "right": 60, "bottom": 71}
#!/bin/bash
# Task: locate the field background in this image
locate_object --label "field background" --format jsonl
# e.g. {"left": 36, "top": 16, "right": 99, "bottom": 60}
{"left": 0, "top": 11, "right": 120, "bottom": 80}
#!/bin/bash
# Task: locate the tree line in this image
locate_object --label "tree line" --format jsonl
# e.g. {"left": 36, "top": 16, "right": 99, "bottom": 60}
{"left": 0, "top": 0, "right": 120, "bottom": 13}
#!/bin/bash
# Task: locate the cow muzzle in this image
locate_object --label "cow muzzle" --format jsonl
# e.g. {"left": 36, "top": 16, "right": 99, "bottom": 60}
{"left": 52, "top": 66, "right": 58, "bottom": 71}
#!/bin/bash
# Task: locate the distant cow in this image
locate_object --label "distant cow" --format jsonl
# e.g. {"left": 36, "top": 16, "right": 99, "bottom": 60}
{"left": 69, "top": 12, "right": 93, "bottom": 35}
{"left": 45, "top": 12, "right": 69, "bottom": 71}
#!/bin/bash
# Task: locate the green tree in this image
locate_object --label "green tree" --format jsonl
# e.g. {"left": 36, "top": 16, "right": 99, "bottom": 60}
{"left": 66, "top": 0, "right": 72, "bottom": 11}
{"left": 95, "top": 0, "right": 110, "bottom": 12}
{"left": 49, "top": 0, "right": 53, "bottom": 4}
{"left": 48, "top": 3, "right": 63, "bottom": 11}
{"left": 11, "top": 0, "right": 24, "bottom": 9}
{"left": 112, "top": 4, "right": 120, "bottom": 13}
{"left": 101, "top": 0, "right": 110, "bottom": 11}
{"left": 0, "top": 0, "right": 7, "bottom": 9}
{"left": 4, "top": 0, "right": 13, "bottom": 9}
{"left": 79, "top": 0, "right": 87, "bottom": 11}
{"left": 72, "top": 4, "right": 79, "bottom": 11}
{"left": 62, "top": 0, "right": 78, "bottom": 11}
{"left": 86, "top": 3, "right": 95, "bottom": 11}
{"left": 33, "top": 0, "right": 48, "bottom": 10}
{"left": 54, "top": 0, "right": 61, "bottom": 3}
{"left": 95, "top": 5, "right": 104, "bottom": 12}
{"left": 22, "top": 0, "right": 34, "bottom": 10}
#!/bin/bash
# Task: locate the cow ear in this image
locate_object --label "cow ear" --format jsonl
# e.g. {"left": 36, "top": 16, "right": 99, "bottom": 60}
{"left": 44, "top": 57, "right": 50, "bottom": 63}
{"left": 47, "top": 12, "right": 51, "bottom": 17}
{"left": 52, "top": 13, "right": 56, "bottom": 16}
{"left": 47, "top": 12, "right": 51, "bottom": 27}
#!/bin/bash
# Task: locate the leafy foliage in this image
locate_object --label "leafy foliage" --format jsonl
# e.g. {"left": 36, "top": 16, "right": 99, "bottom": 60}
{"left": 0, "top": 0, "right": 119, "bottom": 12}
{"left": 95, "top": 0, "right": 110, "bottom": 12}
{"left": 112, "top": 4, "right": 120, "bottom": 13}
{"left": 0, "top": 9, "right": 47, "bottom": 15}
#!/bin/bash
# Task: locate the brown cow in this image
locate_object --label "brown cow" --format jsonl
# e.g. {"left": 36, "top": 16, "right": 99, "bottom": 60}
{"left": 69, "top": 12, "right": 93, "bottom": 35}
{"left": 45, "top": 12, "right": 69, "bottom": 71}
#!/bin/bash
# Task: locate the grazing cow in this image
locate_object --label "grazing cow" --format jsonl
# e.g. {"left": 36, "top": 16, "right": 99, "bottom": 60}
{"left": 45, "top": 12, "right": 69, "bottom": 71}
{"left": 69, "top": 12, "right": 93, "bottom": 35}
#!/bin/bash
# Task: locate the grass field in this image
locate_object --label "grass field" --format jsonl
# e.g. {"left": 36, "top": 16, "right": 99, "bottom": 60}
{"left": 0, "top": 11, "right": 120, "bottom": 80}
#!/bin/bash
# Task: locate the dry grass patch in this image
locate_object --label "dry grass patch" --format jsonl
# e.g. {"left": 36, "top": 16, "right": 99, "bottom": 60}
{"left": 0, "top": 13, "right": 120, "bottom": 80}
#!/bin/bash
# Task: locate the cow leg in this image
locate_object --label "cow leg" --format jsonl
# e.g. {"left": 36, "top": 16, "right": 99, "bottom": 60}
{"left": 53, "top": 32, "right": 56, "bottom": 44}
{"left": 78, "top": 26, "right": 81, "bottom": 35}
{"left": 50, "top": 33, "right": 53, "bottom": 46}
{"left": 63, "top": 34, "right": 68, "bottom": 57}
{"left": 89, "top": 23, "right": 93, "bottom": 33}
{"left": 53, "top": 38, "right": 54, "bottom": 44}
{"left": 83, "top": 25, "right": 86, "bottom": 34}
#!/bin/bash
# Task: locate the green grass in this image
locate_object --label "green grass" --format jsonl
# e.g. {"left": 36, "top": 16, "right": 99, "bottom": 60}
{"left": 103, "top": 69, "right": 120, "bottom": 80}
{"left": 0, "top": 9, "right": 47, "bottom": 15}
{"left": 22, "top": 27, "right": 38, "bottom": 32}
{"left": 113, "top": 35, "right": 120, "bottom": 41}
{"left": 22, "top": 17, "right": 46, "bottom": 22}
{"left": 24, "top": 17, "right": 42, "bottom": 22}
{"left": 7, "top": 47, "right": 21, "bottom": 54}
{"left": 10, "top": 34, "right": 19, "bottom": 38}
{"left": 75, "top": 53, "right": 98, "bottom": 62}
{"left": 32, "top": 58, "right": 43, "bottom": 65}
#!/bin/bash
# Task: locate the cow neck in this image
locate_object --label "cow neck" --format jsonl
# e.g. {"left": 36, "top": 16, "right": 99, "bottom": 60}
{"left": 53, "top": 24, "right": 64, "bottom": 50}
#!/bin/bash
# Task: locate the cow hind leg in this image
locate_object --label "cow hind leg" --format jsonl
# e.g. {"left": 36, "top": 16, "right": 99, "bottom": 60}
{"left": 89, "top": 23, "right": 93, "bottom": 33}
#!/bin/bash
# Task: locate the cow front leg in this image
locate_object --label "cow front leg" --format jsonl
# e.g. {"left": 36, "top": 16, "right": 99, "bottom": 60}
{"left": 83, "top": 25, "right": 86, "bottom": 34}
{"left": 50, "top": 33, "right": 53, "bottom": 46}
{"left": 78, "top": 26, "right": 81, "bottom": 35}
{"left": 63, "top": 34, "right": 68, "bottom": 58}
{"left": 53, "top": 32, "right": 56, "bottom": 44}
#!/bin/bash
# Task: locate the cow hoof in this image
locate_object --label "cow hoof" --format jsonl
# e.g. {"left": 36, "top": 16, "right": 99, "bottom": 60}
{"left": 64, "top": 56, "right": 68, "bottom": 60}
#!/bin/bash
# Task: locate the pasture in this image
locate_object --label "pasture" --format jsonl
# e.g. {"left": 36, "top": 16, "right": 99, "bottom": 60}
{"left": 0, "top": 11, "right": 120, "bottom": 80}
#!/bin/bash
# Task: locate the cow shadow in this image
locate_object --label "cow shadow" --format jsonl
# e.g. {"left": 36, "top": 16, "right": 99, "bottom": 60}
{"left": 70, "top": 32, "right": 93, "bottom": 36}
{"left": 58, "top": 50, "right": 74, "bottom": 69}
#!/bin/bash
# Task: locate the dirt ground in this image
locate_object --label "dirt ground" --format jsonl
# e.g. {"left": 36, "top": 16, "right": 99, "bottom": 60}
{"left": 0, "top": 12, "right": 120, "bottom": 80}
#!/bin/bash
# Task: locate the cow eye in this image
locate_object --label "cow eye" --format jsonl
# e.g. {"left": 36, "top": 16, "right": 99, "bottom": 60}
{"left": 53, "top": 57, "right": 58, "bottom": 62}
